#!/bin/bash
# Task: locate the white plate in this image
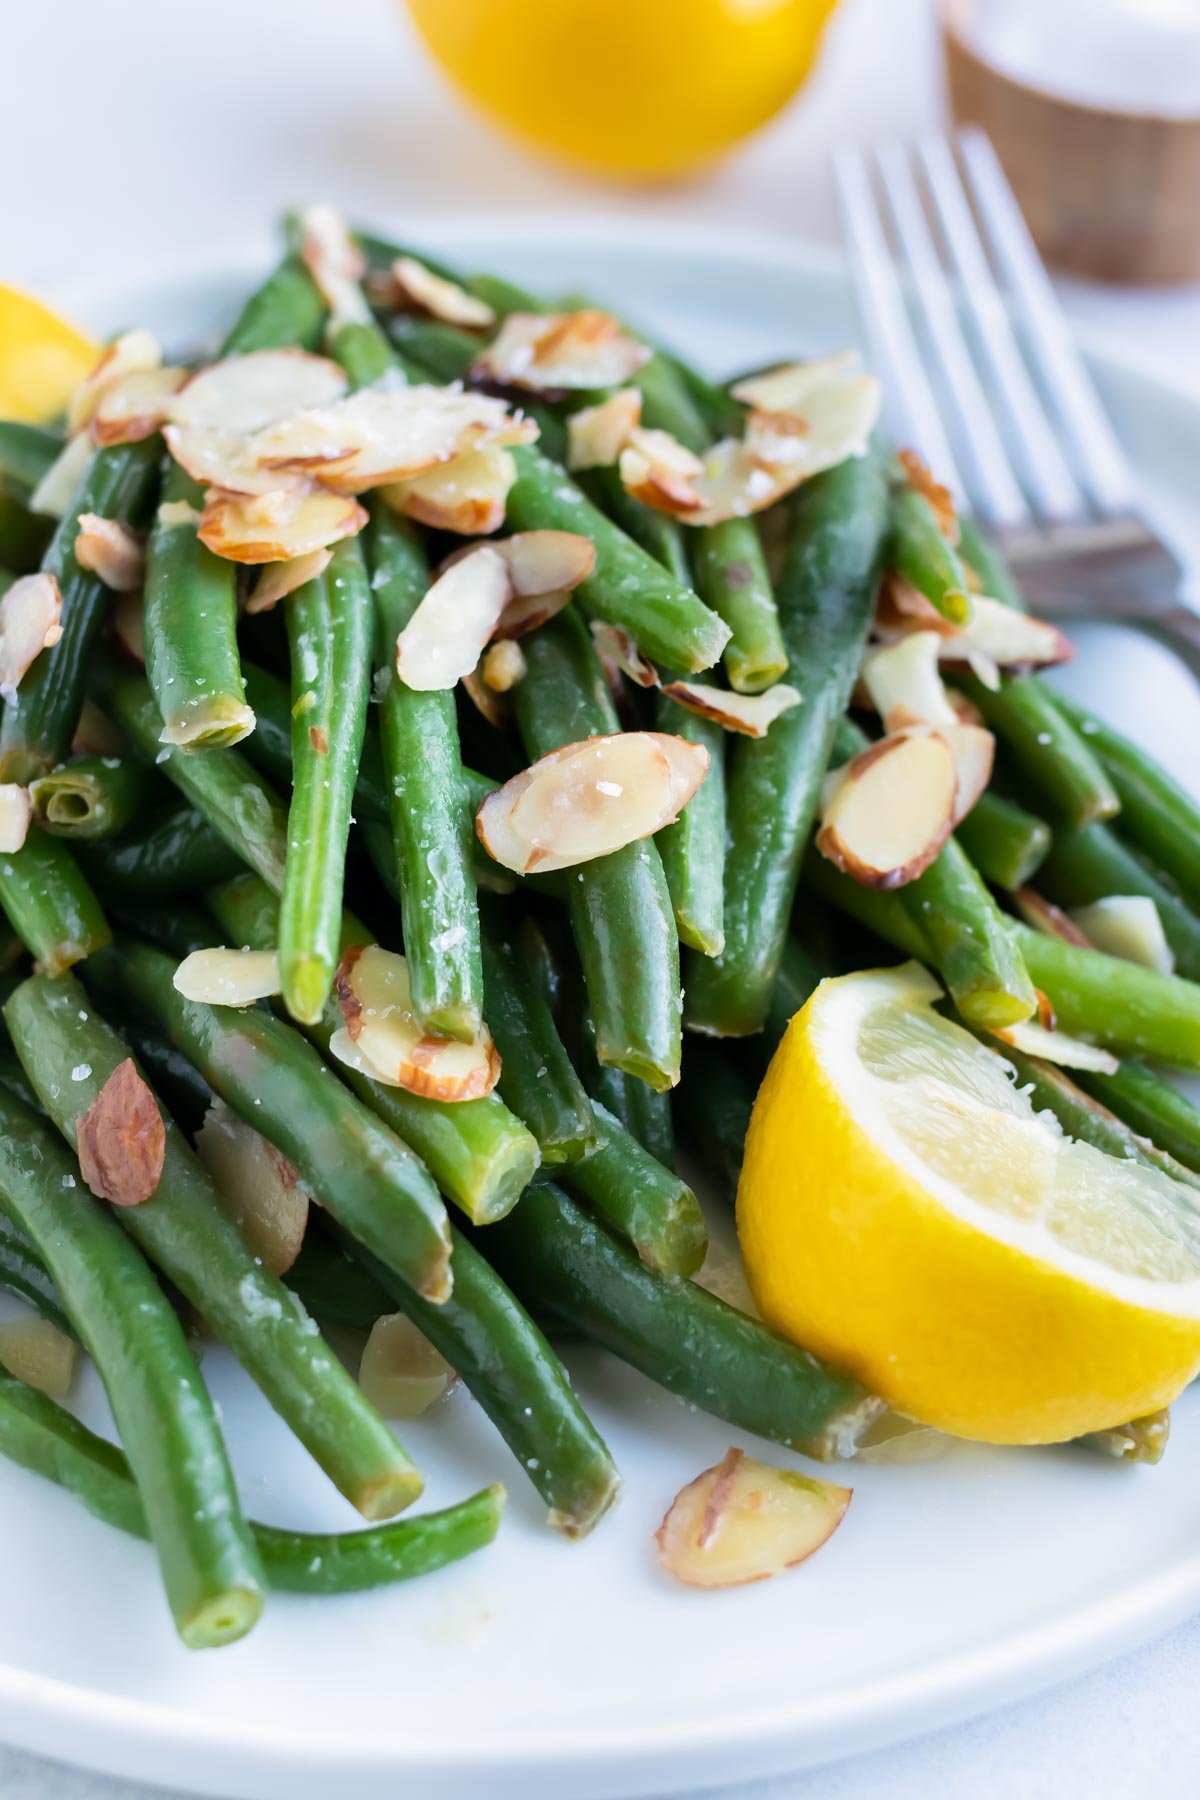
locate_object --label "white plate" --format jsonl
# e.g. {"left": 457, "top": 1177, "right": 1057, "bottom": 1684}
{"left": 6, "top": 223, "right": 1200, "bottom": 1800}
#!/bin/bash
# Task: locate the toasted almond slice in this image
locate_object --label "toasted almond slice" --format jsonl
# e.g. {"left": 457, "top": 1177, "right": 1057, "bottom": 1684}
{"left": 170, "top": 348, "right": 348, "bottom": 433}
{"left": 91, "top": 366, "right": 189, "bottom": 447}
{"left": 937, "top": 595, "right": 1073, "bottom": 674}
{"left": 386, "top": 256, "right": 495, "bottom": 331}
{"left": 196, "top": 1095, "right": 307, "bottom": 1276}
{"left": 897, "top": 447, "right": 959, "bottom": 542}
{"left": 1014, "top": 887, "right": 1095, "bottom": 948}
{"left": 875, "top": 573, "right": 961, "bottom": 640}
{"left": 942, "top": 721, "right": 995, "bottom": 825}
{"left": 619, "top": 426, "right": 706, "bottom": 512}
{"left": 461, "top": 667, "right": 510, "bottom": 730}
{"left": 173, "top": 947, "right": 281, "bottom": 1006}
{"left": 492, "top": 587, "right": 575, "bottom": 641}
{"left": 395, "top": 546, "right": 512, "bottom": 691}
{"left": 589, "top": 621, "right": 660, "bottom": 689}
{"left": 472, "top": 309, "right": 651, "bottom": 393}
{"left": 729, "top": 351, "right": 861, "bottom": 412}
{"left": 566, "top": 388, "right": 643, "bottom": 471}
{"left": 245, "top": 547, "right": 333, "bottom": 615}
{"left": 476, "top": 731, "right": 710, "bottom": 875}
{"left": 333, "top": 945, "right": 501, "bottom": 1101}
{"left": 198, "top": 489, "right": 367, "bottom": 564}
{"left": 383, "top": 446, "right": 516, "bottom": 535}
{"left": 656, "top": 1447, "right": 851, "bottom": 1589}
{"left": 157, "top": 498, "right": 202, "bottom": 529}
{"left": 163, "top": 423, "right": 309, "bottom": 497}
{"left": 817, "top": 729, "right": 957, "bottom": 889}
{"left": 497, "top": 528, "right": 596, "bottom": 597}
{"left": 72, "top": 698, "right": 123, "bottom": 758}
{"left": 298, "top": 204, "right": 371, "bottom": 330}
{"left": 743, "top": 373, "right": 880, "bottom": 474}
{"left": 67, "top": 329, "right": 162, "bottom": 436}
{"left": 76, "top": 1059, "right": 165, "bottom": 1207}
{"left": 112, "top": 591, "right": 145, "bottom": 665}
{"left": 0, "top": 784, "right": 31, "bottom": 853}
{"left": 0, "top": 1310, "right": 77, "bottom": 1398}
{"left": 75, "top": 514, "right": 146, "bottom": 592}
{"left": 1069, "top": 896, "right": 1175, "bottom": 975}
{"left": 860, "top": 632, "right": 958, "bottom": 732}
{"left": 28, "top": 431, "right": 93, "bottom": 521}
{"left": 481, "top": 639, "right": 526, "bottom": 693}
{"left": 359, "top": 1312, "right": 456, "bottom": 1419}
{"left": 991, "top": 1018, "right": 1120, "bottom": 1075}
{"left": 0, "top": 572, "right": 63, "bottom": 694}
{"left": 661, "top": 678, "right": 801, "bottom": 739}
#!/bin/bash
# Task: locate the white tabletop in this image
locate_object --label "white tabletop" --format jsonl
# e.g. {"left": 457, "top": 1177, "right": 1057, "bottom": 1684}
{"left": 6, "top": 0, "right": 1200, "bottom": 1794}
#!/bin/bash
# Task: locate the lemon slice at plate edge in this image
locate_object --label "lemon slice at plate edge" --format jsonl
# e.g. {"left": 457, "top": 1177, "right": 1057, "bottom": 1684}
{"left": 0, "top": 282, "right": 100, "bottom": 423}
{"left": 737, "top": 962, "right": 1200, "bottom": 1444}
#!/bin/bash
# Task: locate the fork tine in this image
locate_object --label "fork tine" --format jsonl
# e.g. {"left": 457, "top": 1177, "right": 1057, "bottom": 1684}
{"left": 832, "top": 147, "right": 966, "bottom": 501}
{"left": 958, "top": 129, "right": 1136, "bottom": 517}
{"left": 918, "top": 134, "right": 1084, "bottom": 524}
{"left": 873, "top": 142, "right": 1029, "bottom": 530}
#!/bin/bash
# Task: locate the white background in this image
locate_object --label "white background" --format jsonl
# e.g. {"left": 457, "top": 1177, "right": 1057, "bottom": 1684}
{"left": 5, "top": 0, "right": 1200, "bottom": 1794}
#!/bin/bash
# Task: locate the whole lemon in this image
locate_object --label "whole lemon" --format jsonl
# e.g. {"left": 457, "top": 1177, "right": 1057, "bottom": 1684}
{"left": 404, "top": 0, "right": 841, "bottom": 179}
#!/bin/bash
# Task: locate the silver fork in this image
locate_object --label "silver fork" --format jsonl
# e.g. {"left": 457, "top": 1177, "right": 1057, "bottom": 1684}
{"left": 832, "top": 129, "right": 1197, "bottom": 666}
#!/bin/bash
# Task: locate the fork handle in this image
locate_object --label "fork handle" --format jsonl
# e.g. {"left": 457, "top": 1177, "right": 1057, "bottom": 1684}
{"left": 1144, "top": 605, "right": 1200, "bottom": 680}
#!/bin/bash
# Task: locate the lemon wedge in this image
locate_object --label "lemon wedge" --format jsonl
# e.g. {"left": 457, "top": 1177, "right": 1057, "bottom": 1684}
{"left": 737, "top": 962, "right": 1200, "bottom": 1443}
{"left": 0, "top": 283, "right": 99, "bottom": 423}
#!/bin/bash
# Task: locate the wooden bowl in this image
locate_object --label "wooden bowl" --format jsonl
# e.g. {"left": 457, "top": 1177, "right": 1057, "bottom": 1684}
{"left": 943, "top": 0, "right": 1200, "bottom": 284}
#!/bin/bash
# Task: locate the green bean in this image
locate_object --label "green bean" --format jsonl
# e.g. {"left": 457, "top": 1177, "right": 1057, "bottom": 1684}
{"left": 287, "top": 1228, "right": 392, "bottom": 1329}
{"left": 0, "top": 482, "right": 52, "bottom": 572}
{"left": 685, "top": 451, "right": 890, "bottom": 1036}
{"left": 655, "top": 693, "right": 726, "bottom": 956}
{"left": 206, "top": 873, "right": 539, "bottom": 1224}
{"left": 29, "top": 755, "right": 161, "bottom": 839}
{"left": 0, "top": 1048, "right": 42, "bottom": 1114}
{"left": 109, "top": 939, "right": 454, "bottom": 1301}
{"left": 0, "top": 421, "right": 63, "bottom": 493}
{"left": 512, "top": 611, "right": 682, "bottom": 1089}
{"left": 0, "top": 1213, "right": 73, "bottom": 1336}
{"left": 244, "top": 658, "right": 386, "bottom": 824}
{"left": 0, "top": 438, "right": 161, "bottom": 784}
{"left": 0, "top": 829, "right": 111, "bottom": 974}
{"left": 110, "top": 1013, "right": 215, "bottom": 1137}
{"left": 101, "top": 669, "right": 289, "bottom": 891}
{"left": 577, "top": 1019, "right": 677, "bottom": 1168}
{"left": 567, "top": 1099, "right": 706, "bottom": 1275}
{"left": 691, "top": 520, "right": 788, "bottom": 694}
{"left": 342, "top": 1222, "right": 620, "bottom": 1537}
{"left": 674, "top": 1039, "right": 755, "bottom": 1201}
{"left": 898, "top": 836, "right": 1037, "bottom": 1027}
{"left": 578, "top": 466, "right": 691, "bottom": 583}
{"left": 79, "top": 803, "right": 245, "bottom": 897}
{"left": 1037, "top": 822, "right": 1200, "bottom": 981}
{"left": 1013, "top": 925, "right": 1200, "bottom": 1069}
{"left": 0, "top": 1369, "right": 503, "bottom": 1593}
{"left": 0, "top": 1081, "right": 262, "bottom": 1646}
{"left": 887, "top": 482, "right": 970, "bottom": 624}
{"left": 12, "top": 968, "right": 423, "bottom": 1518}
{"left": 279, "top": 541, "right": 373, "bottom": 1024}
{"left": 481, "top": 910, "right": 597, "bottom": 1165}
{"left": 956, "top": 791, "right": 1052, "bottom": 891}
{"left": 486, "top": 1182, "right": 881, "bottom": 1460}
{"left": 1054, "top": 695, "right": 1200, "bottom": 908}
{"left": 1077, "top": 1411, "right": 1169, "bottom": 1466}
{"left": 1075, "top": 1059, "right": 1200, "bottom": 1177}
{"left": 802, "top": 841, "right": 930, "bottom": 960}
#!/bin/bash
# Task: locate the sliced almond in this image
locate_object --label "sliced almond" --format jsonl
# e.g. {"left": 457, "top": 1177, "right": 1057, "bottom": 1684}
{"left": 875, "top": 574, "right": 961, "bottom": 641}
{"left": 729, "top": 351, "right": 860, "bottom": 413}
{"left": 163, "top": 423, "right": 308, "bottom": 498}
{"left": 567, "top": 388, "right": 643, "bottom": 471}
{"left": 29, "top": 431, "right": 93, "bottom": 520}
{"left": 472, "top": 309, "right": 650, "bottom": 393}
{"left": 476, "top": 731, "right": 710, "bottom": 876}
{"left": 333, "top": 945, "right": 501, "bottom": 1101}
{"left": 157, "top": 498, "right": 202, "bottom": 529}
{"left": 460, "top": 667, "right": 510, "bottom": 731}
{"left": 68, "top": 329, "right": 162, "bottom": 436}
{"left": 991, "top": 1019, "right": 1120, "bottom": 1075}
{"left": 661, "top": 679, "right": 801, "bottom": 739}
{"left": 896, "top": 447, "right": 959, "bottom": 542}
{"left": 395, "top": 546, "right": 511, "bottom": 691}
{"left": 359, "top": 1312, "right": 456, "bottom": 1419}
{"left": 170, "top": 348, "right": 348, "bottom": 433}
{"left": 383, "top": 446, "right": 516, "bottom": 536}
{"left": 74, "top": 514, "right": 146, "bottom": 592}
{"left": 589, "top": 621, "right": 660, "bottom": 689}
{"left": 383, "top": 256, "right": 496, "bottom": 331}
{"left": 941, "top": 720, "right": 995, "bottom": 825}
{"left": 1069, "top": 896, "right": 1175, "bottom": 976}
{"left": 619, "top": 427, "right": 706, "bottom": 513}
{"left": 0, "top": 1311, "right": 77, "bottom": 1399}
{"left": 75, "top": 1059, "right": 165, "bottom": 1207}
{"left": 195, "top": 1095, "right": 307, "bottom": 1276}
{"left": 656, "top": 1447, "right": 851, "bottom": 1589}
{"left": 860, "top": 632, "right": 958, "bottom": 732}
{"left": 1013, "top": 887, "right": 1094, "bottom": 948}
{"left": 245, "top": 547, "right": 333, "bottom": 615}
{"left": 112, "top": 591, "right": 145, "bottom": 665}
{"left": 492, "top": 586, "right": 575, "bottom": 641}
{"left": 72, "top": 698, "right": 124, "bottom": 758}
{"left": 937, "top": 595, "right": 1074, "bottom": 676}
{"left": 91, "top": 366, "right": 189, "bottom": 446}
{"left": 481, "top": 639, "right": 526, "bottom": 693}
{"left": 173, "top": 947, "right": 282, "bottom": 1007}
{"left": 496, "top": 528, "right": 597, "bottom": 598}
{"left": 0, "top": 784, "right": 31, "bottom": 853}
{"left": 298, "top": 204, "right": 371, "bottom": 330}
{"left": 817, "top": 729, "right": 957, "bottom": 889}
{"left": 0, "top": 572, "right": 63, "bottom": 694}
{"left": 198, "top": 489, "right": 367, "bottom": 564}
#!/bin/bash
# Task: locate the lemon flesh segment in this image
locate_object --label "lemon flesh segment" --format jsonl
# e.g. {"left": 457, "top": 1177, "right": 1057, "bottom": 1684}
{"left": 737, "top": 963, "right": 1200, "bottom": 1444}
{"left": 0, "top": 283, "right": 100, "bottom": 423}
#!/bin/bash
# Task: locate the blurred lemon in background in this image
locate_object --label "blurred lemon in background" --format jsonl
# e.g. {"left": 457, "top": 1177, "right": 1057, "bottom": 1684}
{"left": 404, "top": 0, "right": 841, "bottom": 179}
{"left": 0, "top": 283, "right": 99, "bottom": 422}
